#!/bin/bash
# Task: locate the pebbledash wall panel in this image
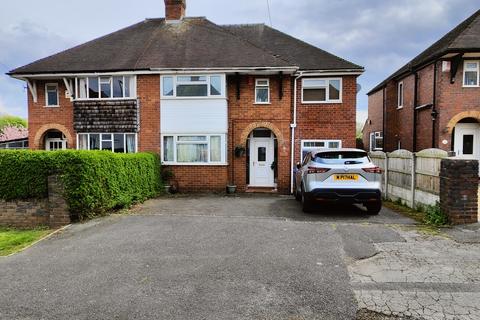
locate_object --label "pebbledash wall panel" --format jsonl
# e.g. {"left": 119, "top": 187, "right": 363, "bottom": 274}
{"left": 73, "top": 99, "right": 139, "bottom": 133}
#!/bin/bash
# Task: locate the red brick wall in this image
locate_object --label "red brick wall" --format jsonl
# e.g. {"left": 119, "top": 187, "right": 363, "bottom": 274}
{"left": 227, "top": 75, "right": 292, "bottom": 194}
{"left": 416, "top": 64, "right": 435, "bottom": 150}
{"left": 137, "top": 75, "right": 161, "bottom": 153}
{"left": 168, "top": 166, "right": 229, "bottom": 193}
{"left": 294, "top": 76, "right": 357, "bottom": 164}
{"left": 28, "top": 80, "right": 76, "bottom": 150}
{"left": 363, "top": 89, "right": 384, "bottom": 151}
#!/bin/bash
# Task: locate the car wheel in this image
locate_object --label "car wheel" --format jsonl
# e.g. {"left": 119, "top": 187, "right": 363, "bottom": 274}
{"left": 301, "top": 187, "right": 313, "bottom": 213}
{"left": 366, "top": 202, "right": 382, "bottom": 215}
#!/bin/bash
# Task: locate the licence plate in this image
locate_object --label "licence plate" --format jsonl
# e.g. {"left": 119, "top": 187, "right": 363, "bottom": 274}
{"left": 334, "top": 174, "right": 359, "bottom": 181}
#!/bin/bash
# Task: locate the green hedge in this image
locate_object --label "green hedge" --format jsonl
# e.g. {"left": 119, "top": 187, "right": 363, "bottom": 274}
{"left": 0, "top": 150, "right": 162, "bottom": 219}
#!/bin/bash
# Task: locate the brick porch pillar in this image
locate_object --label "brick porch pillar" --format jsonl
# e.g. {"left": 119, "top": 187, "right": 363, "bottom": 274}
{"left": 440, "top": 158, "right": 479, "bottom": 225}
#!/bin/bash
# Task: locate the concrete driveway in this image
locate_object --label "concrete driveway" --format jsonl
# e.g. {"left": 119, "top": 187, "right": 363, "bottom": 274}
{"left": 0, "top": 195, "right": 477, "bottom": 319}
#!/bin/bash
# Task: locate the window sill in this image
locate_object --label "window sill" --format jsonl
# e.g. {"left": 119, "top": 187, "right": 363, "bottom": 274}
{"left": 254, "top": 102, "right": 271, "bottom": 105}
{"left": 301, "top": 101, "right": 343, "bottom": 104}
{"left": 44, "top": 105, "right": 60, "bottom": 108}
{"left": 462, "top": 85, "right": 479, "bottom": 88}
{"left": 162, "top": 162, "right": 228, "bottom": 166}
{"left": 397, "top": 106, "right": 404, "bottom": 110}
{"left": 74, "top": 97, "right": 137, "bottom": 102}
{"left": 161, "top": 96, "right": 226, "bottom": 100}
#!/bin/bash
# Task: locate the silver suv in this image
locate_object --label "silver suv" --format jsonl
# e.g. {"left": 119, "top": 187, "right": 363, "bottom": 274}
{"left": 294, "top": 148, "right": 382, "bottom": 214}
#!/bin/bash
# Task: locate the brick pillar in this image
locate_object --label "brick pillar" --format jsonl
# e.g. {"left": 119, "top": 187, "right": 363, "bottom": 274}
{"left": 48, "top": 175, "right": 71, "bottom": 228}
{"left": 440, "top": 159, "right": 479, "bottom": 225}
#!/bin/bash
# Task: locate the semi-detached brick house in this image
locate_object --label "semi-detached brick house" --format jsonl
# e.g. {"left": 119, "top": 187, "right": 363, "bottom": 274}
{"left": 363, "top": 9, "right": 480, "bottom": 161}
{"left": 8, "top": 0, "right": 363, "bottom": 194}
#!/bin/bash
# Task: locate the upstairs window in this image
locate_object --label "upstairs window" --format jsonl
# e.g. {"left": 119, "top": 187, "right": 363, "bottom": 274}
{"left": 302, "top": 78, "right": 342, "bottom": 103}
{"left": 161, "top": 75, "right": 225, "bottom": 98}
{"left": 397, "top": 81, "right": 404, "bottom": 108}
{"left": 463, "top": 61, "right": 479, "bottom": 87}
{"left": 45, "top": 83, "right": 59, "bottom": 107}
{"left": 76, "top": 75, "right": 135, "bottom": 100}
{"left": 255, "top": 79, "right": 270, "bottom": 104}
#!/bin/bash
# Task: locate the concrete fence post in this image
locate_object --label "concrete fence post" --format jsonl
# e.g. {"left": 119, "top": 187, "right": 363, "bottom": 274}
{"left": 384, "top": 154, "right": 389, "bottom": 200}
{"left": 411, "top": 153, "right": 416, "bottom": 209}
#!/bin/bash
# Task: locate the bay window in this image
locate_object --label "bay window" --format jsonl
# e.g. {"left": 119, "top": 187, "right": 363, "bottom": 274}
{"left": 463, "top": 61, "right": 479, "bottom": 87}
{"left": 162, "top": 134, "right": 226, "bottom": 164}
{"left": 302, "top": 78, "right": 342, "bottom": 103}
{"left": 77, "top": 133, "right": 137, "bottom": 153}
{"left": 161, "top": 75, "right": 225, "bottom": 98}
{"left": 76, "top": 75, "right": 136, "bottom": 99}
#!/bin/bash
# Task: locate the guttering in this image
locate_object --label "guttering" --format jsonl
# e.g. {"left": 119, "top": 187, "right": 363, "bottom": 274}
{"left": 290, "top": 71, "right": 304, "bottom": 194}
{"left": 9, "top": 67, "right": 300, "bottom": 79}
{"left": 299, "top": 69, "right": 364, "bottom": 76}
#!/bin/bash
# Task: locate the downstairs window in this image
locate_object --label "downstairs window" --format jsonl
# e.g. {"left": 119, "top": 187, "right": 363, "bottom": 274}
{"left": 162, "top": 134, "right": 226, "bottom": 164}
{"left": 301, "top": 140, "right": 342, "bottom": 161}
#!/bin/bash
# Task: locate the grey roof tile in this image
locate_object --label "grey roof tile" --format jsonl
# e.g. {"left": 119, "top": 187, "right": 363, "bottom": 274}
{"left": 9, "top": 17, "right": 362, "bottom": 75}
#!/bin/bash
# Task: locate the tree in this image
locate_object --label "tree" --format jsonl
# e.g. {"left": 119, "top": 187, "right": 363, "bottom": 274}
{"left": 0, "top": 115, "right": 27, "bottom": 133}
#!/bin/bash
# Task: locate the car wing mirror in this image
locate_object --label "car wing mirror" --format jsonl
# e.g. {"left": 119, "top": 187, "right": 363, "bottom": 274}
{"left": 296, "top": 162, "right": 302, "bottom": 170}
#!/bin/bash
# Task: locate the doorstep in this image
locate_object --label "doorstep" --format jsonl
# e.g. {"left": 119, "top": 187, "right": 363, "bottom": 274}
{"left": 245, "top": 186, "right": 278, "bottom": 194}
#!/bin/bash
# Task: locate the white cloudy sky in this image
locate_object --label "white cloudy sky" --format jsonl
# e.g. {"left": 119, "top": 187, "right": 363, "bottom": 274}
{"left": 0, "top": 0, "right": 478, "bottom": 123}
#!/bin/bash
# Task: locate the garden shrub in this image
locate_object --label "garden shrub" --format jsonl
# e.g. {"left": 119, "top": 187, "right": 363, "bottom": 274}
{"left": 423, "top": 202, "right": 448, "bottom": 226}
{"left": 0, "top": 150, "right": 162, "bottom": 219}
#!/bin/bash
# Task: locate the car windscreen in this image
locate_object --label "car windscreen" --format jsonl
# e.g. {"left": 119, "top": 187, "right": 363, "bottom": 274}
{"left": 313, "top": 151, "right": 370, "bottom": 165}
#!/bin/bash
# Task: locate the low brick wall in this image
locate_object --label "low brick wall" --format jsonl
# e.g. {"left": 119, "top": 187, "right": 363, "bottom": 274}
{"left": 0, "top": 175, "right": 72, "bottom": 228}
{"left": 440, "top": 158, "right": 479, "bottom": 225}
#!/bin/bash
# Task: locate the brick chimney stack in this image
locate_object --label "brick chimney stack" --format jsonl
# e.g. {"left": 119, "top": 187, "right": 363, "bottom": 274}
{"left": 164, "top": 0, "right": 186, "bottom": 21}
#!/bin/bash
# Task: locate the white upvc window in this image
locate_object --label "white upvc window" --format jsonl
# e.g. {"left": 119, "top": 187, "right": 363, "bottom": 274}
{"left": 255, "top": 79, "right": 270, "bottom": 104}
{"left": 302, "top": 78, "right": 342, "bottom": 103}
{"left": 161, "top": 75, "right": 225, "bottom": 98}
{"left": 463, "top": 61, "right": 479, "bottom": 87}
{"left": 45, "top": 83, "right": 59, "bottom": 107}
{"left": 162, "top": 134, "right": 226, "bottom": 165}
{"left": 75, "top": 75, "right": 136, "bottom": 100}
{"left": 369, "top": 132, "right": 383, "bottom": 151}
{"left": 77, "top": 133, "right": 137, "bottom": 153}
{"left": 300, "top": 140, "right": 342, "bottom": 161}
{"left": 397, "top": 81, "right": 404, "bottom": 109}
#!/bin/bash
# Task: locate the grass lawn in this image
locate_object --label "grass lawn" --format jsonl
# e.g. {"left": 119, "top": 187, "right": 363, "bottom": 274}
{"left": 0, "top": 228, "right": 52, "bottom": 256}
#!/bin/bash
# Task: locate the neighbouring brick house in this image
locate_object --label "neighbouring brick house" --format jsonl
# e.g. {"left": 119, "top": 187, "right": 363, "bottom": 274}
{"left": 363, "top": 9, "right": 480, "bottom": 160}
{"left": 8, "top": 0, "right": 363, "bottom": 194}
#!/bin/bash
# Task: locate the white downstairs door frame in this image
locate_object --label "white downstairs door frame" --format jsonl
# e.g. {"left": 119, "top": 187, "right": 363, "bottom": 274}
{"left": 454, "top": 122, "right": 480, "bottom": 160}
{"left": 249, "top": 134, "right": 275, "bottom": 187}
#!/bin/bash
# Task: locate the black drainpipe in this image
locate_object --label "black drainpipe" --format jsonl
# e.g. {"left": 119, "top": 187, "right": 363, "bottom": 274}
{"left": 413, "top": 72, "right": 419, "bottom": 152}
{"left": 431, "top": 61, "right": 438, "bottom": 148}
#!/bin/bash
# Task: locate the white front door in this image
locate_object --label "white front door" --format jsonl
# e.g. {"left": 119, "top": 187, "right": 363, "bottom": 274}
{"left": 250, "top": 138, "right": 275, "bottom": 187}
{"left": 46, "top": 138, "right": 66, "bottom": 151}
{"left": 454, "top": 123, "right": 480, "bottom": 159}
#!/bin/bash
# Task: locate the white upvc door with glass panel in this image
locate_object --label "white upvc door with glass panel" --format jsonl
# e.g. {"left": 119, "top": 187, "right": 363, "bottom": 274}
{"left": 250, "top": 138, "right": 274, "bottom": 187}
{"left": 46, "top": 138, "right": 66, "bottom": 151}
{"left": 454, "top": 123, "right": 480, "bottom": 159}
